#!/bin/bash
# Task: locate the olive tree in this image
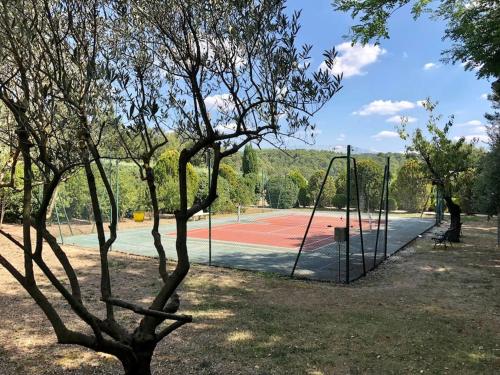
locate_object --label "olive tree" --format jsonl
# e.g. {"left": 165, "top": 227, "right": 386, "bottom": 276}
{"left": 398, "top": 100, "right": 475, "bottom": 240}
{"left": 0, "top": 1, "right": 342, "bottom": 374}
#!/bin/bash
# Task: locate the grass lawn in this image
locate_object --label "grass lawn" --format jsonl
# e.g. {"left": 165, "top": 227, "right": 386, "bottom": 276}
{"left": 0, "top": 217, "right": 499, "bottom": 374}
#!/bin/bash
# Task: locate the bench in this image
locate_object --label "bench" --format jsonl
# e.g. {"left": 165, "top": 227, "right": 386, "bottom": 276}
{"left": 432, "top": 229, "right": 453, "bottom": 248}
{"left": 190, "top": 211, "right": 209, "bottom": 221}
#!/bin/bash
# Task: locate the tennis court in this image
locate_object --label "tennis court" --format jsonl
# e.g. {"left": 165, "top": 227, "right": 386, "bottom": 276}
{"left": 177, "top": 214, "right": 372, "bottom": 251}
{"left": 64, "top": 209, "right": 434, "bottom": 282}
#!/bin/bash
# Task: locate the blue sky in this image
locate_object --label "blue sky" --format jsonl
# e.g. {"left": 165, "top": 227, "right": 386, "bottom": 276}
{"left": 280, "top": 0, "right": 493, "bottom": 152}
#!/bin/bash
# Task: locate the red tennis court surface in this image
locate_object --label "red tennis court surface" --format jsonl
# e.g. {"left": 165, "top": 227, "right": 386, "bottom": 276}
{"left": 182, "top": 214, "right": 372, "bottom": 251}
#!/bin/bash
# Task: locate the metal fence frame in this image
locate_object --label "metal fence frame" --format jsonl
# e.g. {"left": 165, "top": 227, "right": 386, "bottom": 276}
{"left": 290, "top": 145, "right": 391, "bottom": 283}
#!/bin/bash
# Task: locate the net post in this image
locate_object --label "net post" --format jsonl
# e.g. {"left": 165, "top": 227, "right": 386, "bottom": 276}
{"left": 373, "top": 164, "right": 388, "bottom": 268}
{"left": 291, "top": 156, "right": 342, "bottom": 277}
{"left": 62, "top": 204, "right": 73, "bottom": 236}
{"left": 55, "top": 203, "right": 64, "bottom": 244}
{"left": 345, "top": 145, "right": 351, "bottom": 284}
{"left": 352, "top": 158, "right": 366, "bottom": 276}
{"left": 207, "top": 149, "right": 212, "bottom": 266}
{"left": 116, "top": 159, "right": 120, "bottom": 230}
{"left": 384, "top": 156, "right": 390, "bottom": 259}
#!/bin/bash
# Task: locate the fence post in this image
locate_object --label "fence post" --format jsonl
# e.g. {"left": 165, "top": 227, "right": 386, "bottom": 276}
{"left": 384, "top": 157, "right": 390, "bottom": 259}
{"left": 207, "top": 149, "right": 212, "bottom": 266}
{"left": 346, "top": 145, "right": 351, "bottom": 284}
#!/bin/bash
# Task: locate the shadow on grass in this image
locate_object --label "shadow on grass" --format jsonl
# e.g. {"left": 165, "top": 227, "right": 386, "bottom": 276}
{"left": 0, "top": 216, "right": 499, "bottom": 374}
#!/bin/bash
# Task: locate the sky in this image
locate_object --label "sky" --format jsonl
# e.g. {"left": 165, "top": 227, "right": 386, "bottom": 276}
{"left": 277, "top": 0, "right": 493, "bottom": 152}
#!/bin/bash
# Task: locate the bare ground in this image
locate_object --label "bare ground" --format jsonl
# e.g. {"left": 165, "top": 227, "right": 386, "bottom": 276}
{"left": 0, "top": 217, "right": 499, "bottom": 374}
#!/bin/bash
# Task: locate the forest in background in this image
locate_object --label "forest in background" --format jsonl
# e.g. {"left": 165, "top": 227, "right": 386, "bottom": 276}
{"left": 0, "top": 135, "right": 488, "bottom": 225}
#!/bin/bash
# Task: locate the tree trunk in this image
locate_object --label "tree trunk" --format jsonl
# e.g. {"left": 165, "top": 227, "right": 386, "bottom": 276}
{"left": 444, "top": 196, "right": 461, "bottom": 242}
{"left": 121, "top": 349, "right": 154, "bottom": 375}
{"left": 497, "top": 207, "right": 499, "bottom": 246}
{"left": 0, "top": 195, "right": 5, "bottom": 229}
{"left": 45, "top": 185, "right": 59, "bottom": 221}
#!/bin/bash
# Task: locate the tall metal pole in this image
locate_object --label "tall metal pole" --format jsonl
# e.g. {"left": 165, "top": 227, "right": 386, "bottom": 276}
{"left": 291, "top": 155, "right": 346, "bottom": 277}
{"left": 352, "top": 159, "right": 366, "bottom": 276}
{"left": 116, "top": 159, "right": 120, "bottom": 230}
{"left": 55, "top": 203, "right": 64, "bottom": 244}
{"left": 346, "top": 145, "right": 351, "bottom": 284}
{"left": 384, "top": 157, "right": 390, "bottom": 259}
{"left": 373, "top": 165, "right": 388, "bottom": 268}
{"left": 207, "top": 149, "right": 212, "bottom": 266}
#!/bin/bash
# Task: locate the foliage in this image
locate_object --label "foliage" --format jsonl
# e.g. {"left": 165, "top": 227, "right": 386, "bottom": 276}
{"left": 288, "top": 169, "right": 308, "bottom": 207}
{"left": 398, "top": 100, "right": 476, "bottom": 198}
{"left": 387, "top": 197, "right": 398, "bottom": 211}
{"left": 474, "top": 82, "right": 500, "bottom": 217}
{"left": 354, "top": 159, "right": 383, "bottom": 212}
{"left": 331, "top": 194, "right": 346, "bottom": 209}
{"left": 392, "top": 159, "right": 431, "bottom": 212}
{"left": 242, "top": 144, "right": 259, "bottom": 175}
{"left": 219, "top": 163, "right": 255, "bottom": 206}
{"left": 332, "top": 0, "right": 500, "bottom": 79}
{"left": 266, "top": 176, "right": 299, "bottom": 209}
{"left": 0, "top": 0, "right": 343, "bottom": 372}
{"left": 398, "top": 99, "right": 476, "bottom": 234}
{"left": 195, "top": 171, "right": 235, "bottom": 214}
{"left": 307, "top": 171, "right": 336, "bottom": 207}
{"left": 154, "top": 150, "right": 199, "bottom": 213}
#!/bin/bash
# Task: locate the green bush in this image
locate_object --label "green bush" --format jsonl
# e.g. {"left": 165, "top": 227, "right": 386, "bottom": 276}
{"left": 288, "top": 169, "right": 308, "bottom": 207}
{"left": 195, "top": 171, "right": 236, "bottom": 214}
{"left": 331, "top": 194, "right": 346, "bottom": 209}
{"left": 154, "top": 149, "right": 199, "bottom": 213}
{"left": 387, "top": 197, "right": 398, "bottom": 211}
{"left": 266, "top": 176, "right": 299, "bottom": 209}
{"left": 307, "top": 171, "right": 336, "bottom": 208}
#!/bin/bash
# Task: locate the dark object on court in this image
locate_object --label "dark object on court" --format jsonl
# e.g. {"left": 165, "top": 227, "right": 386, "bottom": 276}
{"left": 432, "top": 229, "right": 454, "bottom": 248}
{"left": 334, "top": 227, "right": 347, "bottom": 242}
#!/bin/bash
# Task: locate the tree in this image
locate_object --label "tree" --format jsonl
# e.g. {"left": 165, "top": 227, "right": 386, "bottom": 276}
{"left": 332, "top": 0, "right": 500, "bottom": 79}
{"left": 354, "top": 159, "right": 384, "bottom": 212}
{"left": 266, "top": 176, "right": 299, "bottom": 209}
{"left": 0, "top": 1, "right": 341, "bottom": 374}
{"left": 154, "top": 150, "right": 199, "bottom": 213}
{"left": 288, "top": 169, "right": 308, "bottom": 207}
{"left": 331, "top": 193, "right": 346, "bottom": 209}
{"left": 474, "top": 81, "right": 500, "bottom": 244}
{"left": 398, "top": 100, "right": 476, "bottom": 240}
{"left": 219, "top": 163, "right": 254, "bottom": 207}
{"left": 392, "top": 159, "right": 431, "bottom": 212}
{"left": 242, "top": 143, "right": 259, "bottom": 175}
{"left": 307, "top": 171, "right": 336, "bottom": 208}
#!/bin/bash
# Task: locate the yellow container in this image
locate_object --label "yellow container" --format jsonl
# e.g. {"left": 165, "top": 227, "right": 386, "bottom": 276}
{"left": 133, "top": 211, "right": 145, "bottom": 222}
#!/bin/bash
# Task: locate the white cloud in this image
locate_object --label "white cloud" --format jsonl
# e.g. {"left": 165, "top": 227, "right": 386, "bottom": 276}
{"left": 454, "top": 134, "right": 489, "bottom": 143}
{"left": 480, "top": 93, "right": 488, "bottom": 100}
{"left": 457, "top": 120, "right": 482, "bottom": 127}
{"left": 204, "top": 94, "right": 234, "bottom": 111}
{"left": 319, "top": 42, "right": 386, "bottom": 78}
{"left": 386, "top": 115, "right": 417, "bottom": 124}
{"left": 353, "top": 100, "right": 416, "bottom": 116}
{"left": 372, "top": 131, "right": 400, "bottom": 141}
{"left": 461, "top": 61, "right": 483, "bottom": 72}
{"left": 214, "top": 122, "right": 237, "bottom": 134}
{"left": 336, "top": 133, "right": 346, "bottom": 141}
{"left": 423, "top": 62, "right": 439, "bottom": 70}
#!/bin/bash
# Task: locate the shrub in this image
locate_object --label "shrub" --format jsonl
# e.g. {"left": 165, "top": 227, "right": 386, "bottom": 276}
{"left": 387, "top": 197, "right": 398, "bottom": 211}
{"left": 266, "top": 176, "right": 299, "bottom": 209}
{"left": 331, "top": 194, "right": 346, "bottom": 209}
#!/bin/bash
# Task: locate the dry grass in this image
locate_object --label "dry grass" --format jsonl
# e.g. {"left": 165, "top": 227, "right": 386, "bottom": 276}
{"left": 0, "top": 217, "right": 499, "bottom": 374}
